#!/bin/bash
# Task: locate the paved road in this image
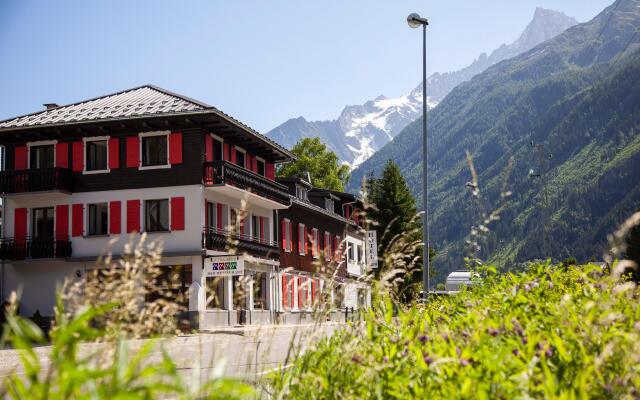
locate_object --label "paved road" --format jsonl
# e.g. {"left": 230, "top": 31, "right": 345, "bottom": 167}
{"left": 0, "top": 322, "right": 343, "bottom": 385}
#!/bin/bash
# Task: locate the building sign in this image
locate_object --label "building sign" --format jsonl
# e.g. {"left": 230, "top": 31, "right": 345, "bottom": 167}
{"left": 204, "top": 256, "right": 244, "bottom": 277}
{"left": 366, "top": 230, "right": 378, "bottom": 269}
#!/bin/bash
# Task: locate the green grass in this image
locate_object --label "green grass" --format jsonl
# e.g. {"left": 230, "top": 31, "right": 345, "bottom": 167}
{"left": 269, "top": 263, "right": 640, "bottom": 399}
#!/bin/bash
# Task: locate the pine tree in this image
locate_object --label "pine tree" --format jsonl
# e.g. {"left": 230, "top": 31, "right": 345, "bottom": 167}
{"left": 367, "top": 160, "right": 434, "bottom": 298}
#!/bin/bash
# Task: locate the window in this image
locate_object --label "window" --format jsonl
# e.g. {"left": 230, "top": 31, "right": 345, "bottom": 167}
{"left": 348, "top": 242, "right": 355, "bottom": 262}
{"left": 86, "top": 139, "right": 108, "bottom": 171}
{"left": 312, "top": 228, "right": 319, "bottom": 258}
{"left": 230, "top": 208, "right": 239, "bottom": 233}
{"left": 252, "top": 215, "right": 259, "bottom": 240}
{"left": 357, "top": 244, "right": 364, "bottom": 264}
{"left": 296, "top": 185, "right": 308, "bottom": 200}
{"left": 145, "top": 199, "right": 169, "bottom": 232}
{"left": 335, "top": 236, "right": 341, "bottom": 260}
{"left": 299, "top": 276, "right": 309, "bottom": 309}
{"left": 206, "top": 201, "right": 216, "bottom": 229}
{"left": 142, "top": 135, "right": 167, "bottom": 167}
{"left": 298, "top": 223, "right": 306, "bottom": 255}
{"left": 30, "top": 145, "right": 54, "bottom": 169}
{"left": 235, "top": 148, "right": 245, "bottom": 168}
{"left": 213, "top": 138, "right": 223, "bottom": 160}
{"left": 206, "top": 276, "right": 225, "bottom": 309}
{"left": 256, "top": 158, "right": 265, "bottom": 176}
{"left": 32, "top": 207, "right": 54, "bottom": 238}
{"left": 324, "top": 232, "right": 331, "bottom": 260}
{"left": 88, "top": 203, "right": 108, "bottom": 236}
{"left": 253, "top": 272, "right": 268, "bottom": 310}
{"left": 283, "top": 219, "right": 293, "bottom": 252}
{"left": 325, "top": 199, "right": 335, "bottom": 212}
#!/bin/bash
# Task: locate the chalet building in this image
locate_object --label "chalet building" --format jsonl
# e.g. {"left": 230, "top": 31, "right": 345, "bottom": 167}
{"left": 276, "top": 178, "right": 371, "bottom": 324}
{"left": 0, "top": 85, "right": 298, "bottom": 329}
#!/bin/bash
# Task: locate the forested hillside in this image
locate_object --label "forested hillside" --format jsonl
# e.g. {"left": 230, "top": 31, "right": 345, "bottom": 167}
{"left": 350, "top": 0, "right": 640, "bottom": 275}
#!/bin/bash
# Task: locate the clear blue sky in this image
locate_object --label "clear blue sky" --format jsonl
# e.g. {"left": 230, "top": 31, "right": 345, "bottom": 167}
{"left": 0, "top": 0, "right": 612, "bottom": 132}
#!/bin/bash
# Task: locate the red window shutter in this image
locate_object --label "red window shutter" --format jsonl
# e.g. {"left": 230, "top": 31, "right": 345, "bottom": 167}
{"left": 169, "top": 132, "right": 183, "bottom": 164}
{"left": 108, "top": 138, "right": 120, "bottom": 169}
{"left": 170, "top": 196, "right": 185, "bottom": 231}
{"left": 14, "top": 208, "right": 28, "bottom": 240}
{"left": 126, "top": 136, "right": 140, "bottom": 168}
{"left": 259, "top": 217, "right": 265, "bottom": 241}
{"left": 281, "top": 219, "right": 286, "bottom": 249}
{"left": 266, "top": 162, "right": 275, "bottom": 180}
{"left": 205, "top": 135, "right": 213, "bottom": 162}
{"left": 239, "top": 216, "right": 245, "bottom": 235}
{"left": 223, "top": 143, "right": 230, "bottom": 161}
{"left": 14, "top": 146, "right": 28, "bottom": 171}
{"left": 216, "top": 203, "right": 223, "bottom": 230}
{"left": 55, "top": 143, "right": 69, "bottom": 169}
{"left": 72, "top": 141, "right": 84, "bottom": 172}
{"left": 72, "top": 204, "right": 83, "bottom": 237}
{"left": 312, "top": 279, "right": 316, "bottom": 302}
{"left": 126, "top": 199, "right": 141, "bottom": 233}
{"left": 298, "top": 276, "right": 302, "bottom": 307}
{"left": 230, "top": 146, "right": 236, "bottom": 164}
{"left": 282, "top": 275, "right": 288, "bottom": 307}
{"left": 252, "top": 156, "right": 258, "bottom": 172}
{"left": 109, "top": 201, "right": 121, "bottom": 234}
{"left": 55, "top": 205, "right": 69, "bottom": 238}
{"left": 304, "top": 227, "right": 309, "bottom": 254}
{"left": 297, "top": 224, "right": 302, "bottom": 253}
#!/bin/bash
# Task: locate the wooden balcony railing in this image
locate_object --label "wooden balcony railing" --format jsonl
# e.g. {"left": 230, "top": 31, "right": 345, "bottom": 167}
{"left": 203, "top": 161, "right": 290, "bottom": 206}
{"left": 0, "top": 236, "right": 72, "bottom": 260}
{"left": 202, "top": 227, "right": 279, "bottom": 259}
{"left": 0, "top": 168, "right": 73, "bottom": 194}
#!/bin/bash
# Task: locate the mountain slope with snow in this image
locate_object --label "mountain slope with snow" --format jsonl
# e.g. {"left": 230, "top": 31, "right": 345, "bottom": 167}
{"left": 267, "top": 7, "right": 578, "bottom": 168}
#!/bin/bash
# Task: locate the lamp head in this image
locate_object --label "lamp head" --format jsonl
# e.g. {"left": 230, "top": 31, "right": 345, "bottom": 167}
{"left": 407, "top": 13, "right": 429, "bottom": 28}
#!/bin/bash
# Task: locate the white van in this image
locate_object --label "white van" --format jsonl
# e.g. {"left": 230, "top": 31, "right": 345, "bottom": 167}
{"left": 445, "top": 271, "right": 479, "bottom": 292}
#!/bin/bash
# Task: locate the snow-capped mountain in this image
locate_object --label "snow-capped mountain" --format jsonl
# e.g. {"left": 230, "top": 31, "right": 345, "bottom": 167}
{"left": 267, "top": 7, "right": 578, "bottom": 168}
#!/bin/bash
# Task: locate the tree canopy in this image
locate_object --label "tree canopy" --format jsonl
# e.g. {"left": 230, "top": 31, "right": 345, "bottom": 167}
{"left": 278, "top": 137, "right": 350, "bottom": 191}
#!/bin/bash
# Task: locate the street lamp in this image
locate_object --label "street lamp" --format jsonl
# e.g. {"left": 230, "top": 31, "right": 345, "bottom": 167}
{"left": 407, "top": 13, "right": 430, "bottom": 299}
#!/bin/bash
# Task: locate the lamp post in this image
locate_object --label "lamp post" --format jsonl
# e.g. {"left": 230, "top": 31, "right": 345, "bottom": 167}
{"left": 407, "top": 13, "right": 430, "bottom": 299}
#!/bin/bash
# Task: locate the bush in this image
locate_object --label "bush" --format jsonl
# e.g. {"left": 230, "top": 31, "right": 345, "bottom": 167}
{"left": 269, "top": 263, "right": 640, "bottom": 399}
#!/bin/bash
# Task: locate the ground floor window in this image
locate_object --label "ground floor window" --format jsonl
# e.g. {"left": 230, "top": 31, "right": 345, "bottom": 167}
{"left": 333, "top": 284, "right": 344, "bottom": 309}
{"left": 233, "top": 275, "right": 248, "bottom": 309}
{"left": 88, "top": 203, "right": 108, "bottom": 236}
{"left": 147, "top": 264, "right": 192, "bottom": 308}
{"left": 253, "top": 272, "right": 268, "bottom": 310}
{"left": 206, "top": 276, "right": 225, "bottom": 310}
{"left": 357, "top": 288, "right": 367, "bottom": 308}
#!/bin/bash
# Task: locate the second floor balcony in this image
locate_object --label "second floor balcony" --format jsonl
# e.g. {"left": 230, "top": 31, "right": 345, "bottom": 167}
{"left": 0, "top": 168, "right": 73, "bottom": 195}
{"left": 203, "top": 161, "right": 290, "bottom": 207}
{"left": 203, "top": 227, "right": 280, "bottom": 259}
{"left": 0, "top": 236, "right": 72, "bottom": 261}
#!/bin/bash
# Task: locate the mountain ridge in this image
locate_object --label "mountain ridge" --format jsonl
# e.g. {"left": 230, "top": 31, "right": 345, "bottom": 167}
{"left": 267, "top": 7, "right": 578, "bottom": 168}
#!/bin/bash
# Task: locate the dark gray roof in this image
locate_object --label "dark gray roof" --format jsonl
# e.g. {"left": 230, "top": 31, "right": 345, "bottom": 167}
{"left": 290, "top": 196, "right": 356, "bottom": 226}
{"left": 0, "top": 84, "right": 294, "bottom": 160}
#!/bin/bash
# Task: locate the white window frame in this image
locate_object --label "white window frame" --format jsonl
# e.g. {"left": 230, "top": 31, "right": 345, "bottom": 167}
{"left": 325, "top": 198, "right": 334, "bottom": 212}
{"left": 27, "top": 140, "right": 57, "bottom": 170}
{"left": 312, "top": 228, "right": 319, "bottom": 259}
{"left": 83, "top": 136, "right": 110, "bottom": 175}
{"left": 234, "top": 146, "right": 246, "bottom": 169}
{"left": 143, "top": 198, "right": 171, "bottom": 233}
{"left": 139, "top": 131, "right": 170, "bottom": 170}
{"left": 298, "top": 223, "right": 306, "bottom": 256}
{"left": 324, "top": 231, "right": 331, "bottom": 261}
{"left": 86, "top": 202, "right": 109, "bottom": 237}
{"left": 284, "top": 218, "right": 292, "bottom": 253}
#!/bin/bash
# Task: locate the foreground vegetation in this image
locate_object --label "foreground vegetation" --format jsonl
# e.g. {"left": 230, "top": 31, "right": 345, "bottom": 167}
{"left": 269, "top": 263, "right": 640, "bottom": 399}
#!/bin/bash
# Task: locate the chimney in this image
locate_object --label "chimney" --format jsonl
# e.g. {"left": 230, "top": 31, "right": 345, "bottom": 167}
{"left": 43, "top": 103, "right": 59, "bottom": 110}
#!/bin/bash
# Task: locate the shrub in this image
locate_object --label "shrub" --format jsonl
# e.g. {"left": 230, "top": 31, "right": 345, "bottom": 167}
{"left": 269, "top": 263, "right": 640, "bottom": 399}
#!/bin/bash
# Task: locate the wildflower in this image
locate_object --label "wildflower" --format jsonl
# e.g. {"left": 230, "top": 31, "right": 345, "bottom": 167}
{"left": 545, "top": 347, "right": 553, "bottom": 357}
{"left": 423, "top": 355, "right": 433, "bottom": 365}
{"left": 521, "top": 336, "right": 528, "bottom": 345}
{"left": 351, "top": 355, "right": 363, "bottom": 364}
{"left": 418, "top": 334, "right": 429, "bottom": 344}
{"left": 548, "top": 281, "right": 554, "bottom": 289}
{"left": 487, "top": 327, "right": 500, "bottom": 336}
{"left": 512, "top": 349, "right": 521, "bottom": 357}
{"left": 383, "top": 356, "right": 389, "bottom": 363}
{"left": 460, "top": 358, "right": 471, "bottom": 366}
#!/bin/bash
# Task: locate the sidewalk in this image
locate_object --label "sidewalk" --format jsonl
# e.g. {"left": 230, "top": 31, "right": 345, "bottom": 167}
{"left": 0, "top": 322, "right": 344, "bottom": 381}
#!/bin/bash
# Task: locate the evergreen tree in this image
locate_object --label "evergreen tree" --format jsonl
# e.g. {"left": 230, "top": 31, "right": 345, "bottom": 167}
{"left": 367, "top": 160, "right": 434, "bottom": 298}
{"left": 278, "top": 137, "right": 350, "bottom": 191}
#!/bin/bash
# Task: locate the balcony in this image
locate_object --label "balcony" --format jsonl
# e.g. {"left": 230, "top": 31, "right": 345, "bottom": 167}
{"left": 0, "top": 236, "right": 72, "bottom": 261}
{"left": 202, "top": 227, "right": 279, "bottom": 259}
{"left": 0, "top": 168, "right": 73, "bottom": 195}
{"left": 203, "top": 161, "right": 290, "bottom": 206}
